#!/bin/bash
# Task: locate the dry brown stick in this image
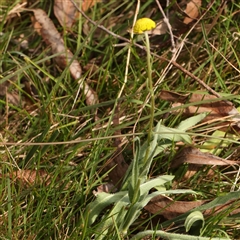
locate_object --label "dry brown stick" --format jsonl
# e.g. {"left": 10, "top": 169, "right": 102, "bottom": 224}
{"left": 163, "top": 60, "right": 222, "bottom": 98}
{"left": 155, "top": 0, "right": 176, "bottom": 49}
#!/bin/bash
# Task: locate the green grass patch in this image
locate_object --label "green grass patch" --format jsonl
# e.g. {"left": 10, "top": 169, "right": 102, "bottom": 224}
{"left": 0, "top": 0, "right": 240, "bottom": 239}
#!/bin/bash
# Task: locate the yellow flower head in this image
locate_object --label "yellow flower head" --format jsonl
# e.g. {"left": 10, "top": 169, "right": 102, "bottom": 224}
{"left": 133, "top": 18, "right": 156, "bottom": 34}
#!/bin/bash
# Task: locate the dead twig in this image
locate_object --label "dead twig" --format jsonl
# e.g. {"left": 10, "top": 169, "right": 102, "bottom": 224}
{"left": 155, "top": 0, "right": 176, "bottom": 50}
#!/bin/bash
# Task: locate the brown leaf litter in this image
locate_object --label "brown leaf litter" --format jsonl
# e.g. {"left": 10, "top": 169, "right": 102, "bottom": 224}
{"left": 183, "top": 0, "right": 202, "bottom": 24}
{"left": 103, "top": 105, "right": 128, "bottom": 189}
{"left": 171, "top": 146, "right": 240, "bottom": 169}
{"left": 32, "top": 8, "right": 98, "bottom": 107}
{"left": 159, "top": 90, "right": 240, "bottom": 129}
{"left": 2, "top": 169, "right": 52, "bottom": 186}
{"left": 54, "top": 0, "right": 101, "bottom": 28}
{"left": 145, "top": 194, "right": 206, "bottom": 219}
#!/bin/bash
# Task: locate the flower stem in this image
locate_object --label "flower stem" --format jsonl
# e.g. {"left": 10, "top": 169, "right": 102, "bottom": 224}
{"left": 144, "top": 31, "right": 155, "bottom": 164}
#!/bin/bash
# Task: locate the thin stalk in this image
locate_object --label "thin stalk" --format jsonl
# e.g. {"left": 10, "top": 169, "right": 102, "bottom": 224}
{"left": 143, "top": 31, "right": 155, "bottom": 165}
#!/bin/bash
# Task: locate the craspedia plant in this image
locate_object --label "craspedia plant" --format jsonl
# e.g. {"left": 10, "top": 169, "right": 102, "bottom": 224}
{"left": 133, "top": 18, "right": 156, "bottom": 34}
